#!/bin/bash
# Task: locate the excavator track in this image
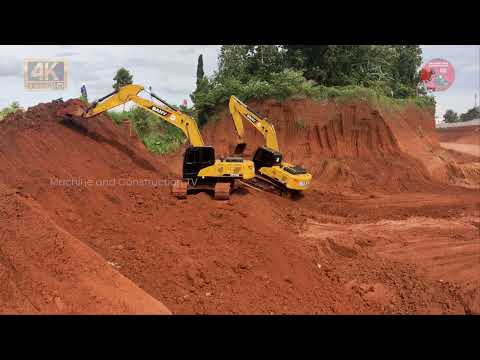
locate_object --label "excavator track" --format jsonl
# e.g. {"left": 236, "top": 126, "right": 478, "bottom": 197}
{"left": 239, "top": 174, "right": 291, "bottom": 197}
{"left": 214, "top": 182, "right": 231, "bottom": 200}
{"left": 171, "top": 180, "right": 188, "bottom": 199}
{"left": 171, "top": 180, "right": 232, "bottom": 200}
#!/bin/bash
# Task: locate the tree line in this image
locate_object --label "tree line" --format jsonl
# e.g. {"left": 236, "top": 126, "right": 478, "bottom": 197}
{"left": 443, "top": 107, "right": 480, "bottom": 123}
{"left": 191, "top": 45, "right": 430, "bottom": 125}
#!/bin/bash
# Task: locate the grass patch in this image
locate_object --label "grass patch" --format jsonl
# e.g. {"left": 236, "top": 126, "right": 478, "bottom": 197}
{"left": 0, "top": 101, "right": 23, "bottom": 121}
{"left": 306, "top": 85, "right": 435, "bottom": 113}
{"left": 107, "top": 110, "right": 130, "bottom": 126}
{"left": 107, "top": 107, "right": 186, "bottom": 154}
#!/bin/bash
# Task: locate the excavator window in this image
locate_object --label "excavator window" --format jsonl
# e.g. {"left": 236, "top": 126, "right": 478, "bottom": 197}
{"left": 183, "top": 146, "right": 216, "bottom": 179}
{"left": 253, "top": 147, "right": 283, "bottom": 170}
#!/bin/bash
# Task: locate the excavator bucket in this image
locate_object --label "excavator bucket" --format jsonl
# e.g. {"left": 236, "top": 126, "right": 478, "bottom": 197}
{"left": 56, "top": 103, "right": 85, "bottom": 118}
{"left": 233, "top": 142, "right": 247, "bottom": 155}
{"left": 54, "top": 98, "right": 88, "bottom": 120}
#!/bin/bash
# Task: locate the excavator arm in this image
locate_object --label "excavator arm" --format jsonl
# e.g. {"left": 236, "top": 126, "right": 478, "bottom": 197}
{"left": 61, "top": 84, "right": 256, "bottom": 200}
{"left": 228, "top": 95, "right": 312, "bottom": 194}
{"left": 80, "top": 84, "right": 204, "bottom": 147}
{"left": 229, "top": 95, "right": 279, "bottom": 151}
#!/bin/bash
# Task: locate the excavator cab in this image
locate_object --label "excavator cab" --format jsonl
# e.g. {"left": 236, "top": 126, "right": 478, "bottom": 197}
{"left": 252, "top": 146, "right": 282, "bottom": 171}
{"left": 183, "top": 146, "right": 216, "bottom": 179}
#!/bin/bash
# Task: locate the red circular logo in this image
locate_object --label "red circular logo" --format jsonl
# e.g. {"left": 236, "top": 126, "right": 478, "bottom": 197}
{"left": 421, "top": 58, "right": 455, "bottom": 92}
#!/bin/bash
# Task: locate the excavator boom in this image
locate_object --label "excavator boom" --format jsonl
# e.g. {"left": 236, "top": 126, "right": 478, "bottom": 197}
{"left": 228, "top": 95, "right": 312, "bottom": 194}
{"left": 229, "top": 96, "right": 279, "bottom": 151}
{"left": 78, "top": 84, "right": 205, "bottom": 147}
{"left": 61, "top": 84, "right": 255, "bottom": 200}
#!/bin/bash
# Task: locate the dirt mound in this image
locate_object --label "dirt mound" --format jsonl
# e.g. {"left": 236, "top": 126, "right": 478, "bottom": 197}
{"left": 437, "top": 125, "right": 480, "bottom": 145}
{"left": 204, "top": 99, "right": 479, "bottom": 191}
{"left": 0, "top": 183, "right": 170, "bottom": 314}
{"left": 0, "top": 100, "right": 176, "bottom": 314}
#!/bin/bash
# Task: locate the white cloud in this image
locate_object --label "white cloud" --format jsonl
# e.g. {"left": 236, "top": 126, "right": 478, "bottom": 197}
{"left": 0, "top": 45, "right": 221, "bottom": 109}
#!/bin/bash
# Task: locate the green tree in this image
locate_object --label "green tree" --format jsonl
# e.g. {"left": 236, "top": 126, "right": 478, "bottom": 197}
{"left": 0, "top": 101, "right": 22, "bottom": 119}
{"left": 459, "top": 106, "right": 480, "bottom": 122}
{"left": 217, "top": 45, "right": 285, "bottom": 82}
{"left": 196, "top": 54, "right": 204, "bottom": 86}
{"left": 189, "top": 45, "right": 433, "bottom": 128}
{"left": 217, "top": 45, "right": 251, "bottom": 82}
{"left": 282, "top": 45, "right": 423, "bottom": 98}
{"left": 113, "top": 68, "right": 133, "bottom": 91}
{"left": 443, "top": 109, "right": 459, "bottom": 123}
{"left": 191, "top": 53, "right": 213, "bottom": 126}
{"left": 244, "top": 45, "right": 286, "bottom": 79}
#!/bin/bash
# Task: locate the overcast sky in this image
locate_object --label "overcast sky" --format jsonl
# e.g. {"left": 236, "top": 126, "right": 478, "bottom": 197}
{"left": 1, "top": 45, "right": 478, "bottom": 122}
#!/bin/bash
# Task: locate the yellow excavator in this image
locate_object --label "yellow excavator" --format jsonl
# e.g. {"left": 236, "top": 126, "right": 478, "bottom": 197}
{"left": 62, "top": 84, "right": 255, "bottom": 200}
{"left": 229, "top": 95, "right": 312, "bottom": 197}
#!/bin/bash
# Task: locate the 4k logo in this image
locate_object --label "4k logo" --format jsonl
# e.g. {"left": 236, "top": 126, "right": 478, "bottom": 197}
{"left": 24, "top": 60, "right": 67, "bottom": 90}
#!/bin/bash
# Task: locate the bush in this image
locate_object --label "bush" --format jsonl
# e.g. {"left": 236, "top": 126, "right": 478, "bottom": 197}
{"left": 107, "top": 106, "right": 186, "bottom": 154}
{"left": 0, "top": 101, "right": 22, "bottom": 120}
{"left": 129, "top": 107, "right": 150, "bottom": 136}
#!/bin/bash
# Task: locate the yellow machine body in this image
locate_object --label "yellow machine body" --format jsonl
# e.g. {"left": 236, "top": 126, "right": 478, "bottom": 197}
{"left": 228, "top": 95, "right": 312, "bottom": 191}
{"left": 77, "top": 84, "right": 255, "bottom": 185}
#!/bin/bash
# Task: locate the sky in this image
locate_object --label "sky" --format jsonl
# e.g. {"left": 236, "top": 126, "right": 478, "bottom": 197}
{"left": 0, "top": 45, "right": 221, "bottom": 111}
{"left": 1, "top": 45, "right": 478, "bottom": 122}
{"left": 421, "top": 45, "right": 480, "bottom": 122}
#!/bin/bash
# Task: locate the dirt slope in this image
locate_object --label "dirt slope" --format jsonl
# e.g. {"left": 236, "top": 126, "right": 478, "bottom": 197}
{"left": 0, "top": 182, "right": 170, "bottom": 314}
{"left": 0, "top": 99, "right": 478, "bottom": 314}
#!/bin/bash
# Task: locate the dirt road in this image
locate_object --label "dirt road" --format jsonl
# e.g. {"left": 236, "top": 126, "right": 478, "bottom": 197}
{"left": 441, "top": 142, "right": 480, "bottom": 157}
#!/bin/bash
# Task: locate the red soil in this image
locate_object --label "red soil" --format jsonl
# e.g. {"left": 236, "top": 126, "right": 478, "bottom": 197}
{"left": 0, "top": 99, "right": 478, "bottom": 314}
{"left": 437, "top": 125, "right": 480, "bottom": 145}
{"left": 0, "top": 182, "right": 170, "bottom": 314}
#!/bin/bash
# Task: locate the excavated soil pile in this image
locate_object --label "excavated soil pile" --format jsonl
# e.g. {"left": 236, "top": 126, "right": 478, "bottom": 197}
{"left": 0, "top": 100, "right": 173, "bottom": 314}
{"left": 1, "top": 99, "right": 478, "bottom": 314}
{"left": 0, "top": 183, "right": 170, "bottom": 314}
{"left": 205, "top": 99, "right": 479, "bottom": 191}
